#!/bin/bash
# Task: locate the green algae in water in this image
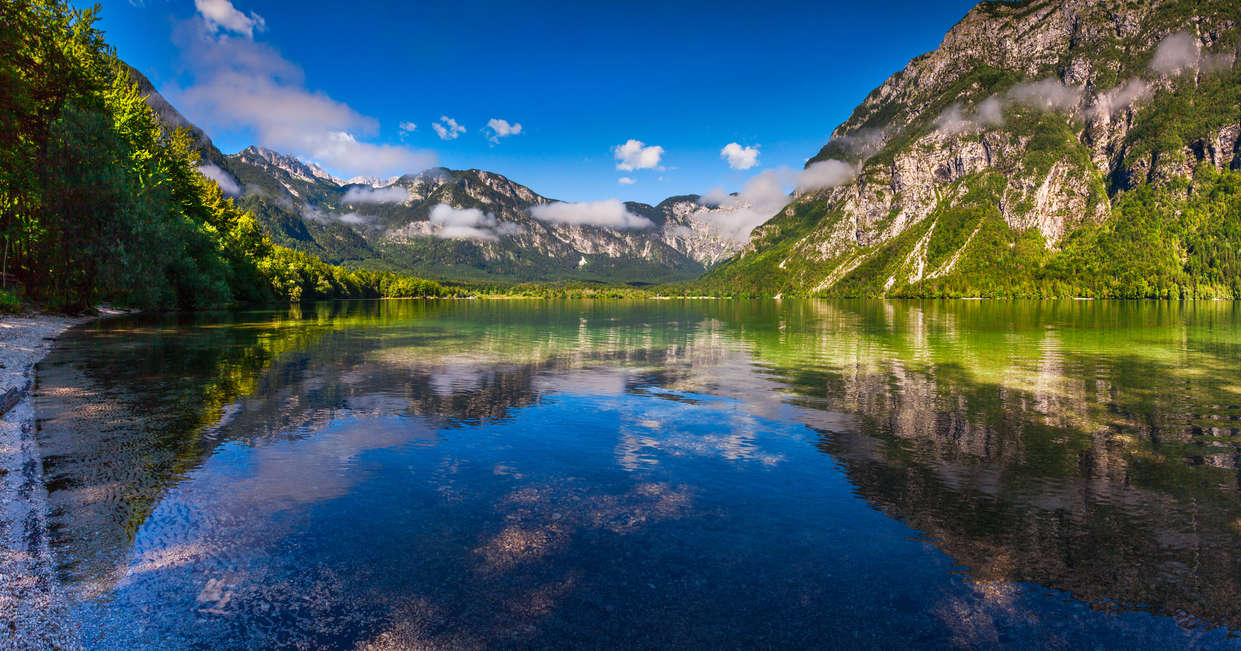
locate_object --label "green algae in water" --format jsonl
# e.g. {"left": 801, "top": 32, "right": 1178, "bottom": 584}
{"left": 34, "top": 299, "right": 1241, "bottom": 648}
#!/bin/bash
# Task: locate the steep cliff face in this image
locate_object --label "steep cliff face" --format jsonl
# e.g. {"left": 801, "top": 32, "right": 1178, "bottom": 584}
{"left": 706, "top": 0, "right": 1241, "bottom": 297}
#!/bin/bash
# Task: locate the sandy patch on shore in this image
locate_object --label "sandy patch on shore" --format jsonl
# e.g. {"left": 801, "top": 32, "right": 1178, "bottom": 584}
{"left": 0, "top": 310, "right": 124, "bottom": 650}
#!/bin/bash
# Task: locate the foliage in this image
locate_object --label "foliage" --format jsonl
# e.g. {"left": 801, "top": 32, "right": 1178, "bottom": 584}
{"left": 700, "top": 164, "right": 1241, "bottom": 299}
{"left": 0, "top": 0, "right": 442, "bottom": 311}
{"left": 0, "top": 289, "right": 22, "bottom": 313}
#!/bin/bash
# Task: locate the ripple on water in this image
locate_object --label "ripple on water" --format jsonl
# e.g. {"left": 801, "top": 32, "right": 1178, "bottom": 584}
{"left": 32, "top": 299, "right": 1241, "bottom": 648}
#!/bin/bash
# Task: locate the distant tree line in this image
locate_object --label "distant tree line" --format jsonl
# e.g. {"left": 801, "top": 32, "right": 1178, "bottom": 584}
{"left": 0, "top": 0, "right": 443, "bottom": 312}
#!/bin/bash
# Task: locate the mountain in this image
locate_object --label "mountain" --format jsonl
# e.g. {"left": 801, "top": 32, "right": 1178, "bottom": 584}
{"left": 703, "top": 0, "right": 1241, "bottom": 298}
{"left": 220, "top": 147, "right": 746, "bottom": 283}
{"left": 124, "top": 64, "right": 229, "bottom": 170}
{"left": 126, "top": 68, "right": 747, "bottom": 285}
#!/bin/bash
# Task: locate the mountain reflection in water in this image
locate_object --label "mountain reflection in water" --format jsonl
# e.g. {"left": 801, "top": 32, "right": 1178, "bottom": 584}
{"left": 35, "top": 299, "right": 1241, "bottom": 648}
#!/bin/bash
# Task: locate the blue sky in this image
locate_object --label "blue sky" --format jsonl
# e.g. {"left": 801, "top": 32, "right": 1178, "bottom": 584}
{"left": 95, "top": 0, "right": 979, "bottom": 204}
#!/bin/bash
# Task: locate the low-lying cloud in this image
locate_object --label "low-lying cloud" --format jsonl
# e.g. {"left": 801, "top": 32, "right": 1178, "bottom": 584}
{"left": 697, "top": 172, "right": 792, "bottom": 242}
{"left": 1085, "top": 78, "right": 1152, "bottom": 119}
{"left": 342, "top": 185, "right": 409, "bottom": 204}
{"left": 934, "top": 33, "right": 1235, "bottom": 135}
{"left": 428, "top": 204, "right": 520, "bottom": 241}
{"left": 795, "top": 159, "right": 856, "bottom": 194}
{"left": 829, "top": 127, "right": 888, "bottom": 159}
{"left": 613, "top": 140, "right": 664, "bottom": 171}
{"left": 721, "top": 142, "right": 759, "bottom": 170}
{"left": 300, "top": 205, "right": 376, "bottom": 228}
{"left": 935, "top": 77, "right": 1084, "bottom": 134}
{"left": 530, "top": 199, "right": 653, "bottom": 229}
{"left": 1150, "top": 31, "right": 1199, "bottom": 75}
{"left": 1004, "top": 77, "right": 1084, "bottom": 112}
{"left": 1149, "top": 30, "right": 1236, "bottom": 76}
{"left": 196, "top": 163, "right": 241, "bottom": 195}
{"left": 695, "top": 159, "right": 856, "bottom": 241}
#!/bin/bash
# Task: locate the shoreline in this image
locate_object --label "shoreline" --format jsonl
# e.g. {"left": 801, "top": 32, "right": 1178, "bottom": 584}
{"left": 0, "top": 309, "right": 124, "bottom": 650}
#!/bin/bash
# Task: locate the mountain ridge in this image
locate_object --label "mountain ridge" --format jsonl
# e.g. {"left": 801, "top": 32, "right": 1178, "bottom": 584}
{"left": 128, "top": 0, "right": 1241, "bottom": 297}
{"left": 703, "top": 0, "right": 1241, "bottom": 298}
{"left": 222, "top": 145, "right": 736, "bottom": 283}
{"left": 123, "top": 68, "right": 754, "bottom": 285}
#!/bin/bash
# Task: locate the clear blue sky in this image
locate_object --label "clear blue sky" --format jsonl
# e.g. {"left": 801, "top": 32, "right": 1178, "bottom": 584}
{"left": 93, "top": 0, "right": 979, "bottom": 203}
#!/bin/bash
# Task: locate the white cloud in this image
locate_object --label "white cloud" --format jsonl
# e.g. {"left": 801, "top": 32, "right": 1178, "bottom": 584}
{"left": 399, "top": 121, "right": 417, "bottom": 133}
{"left": 720, "top": 142, "right": 760, "bottom": 170}
{"left": 1005, "top": 78, "right": 1083, "bottom": 112}
{"left": 338, "top": 212, "right": 369, "bottom": 225}
{"left": 693, "top": 160, "right": 855, "bottom": 242}
{"left": 617, "top": 177, "right": 636, "bottom": 185}
{"left": 196, "top": 163, "right": 241, "bottom": 195}
{"left": 696, "top": 171, "right": 790, "bottom": 242}
{"left": 342, "top": 185, "right": 409, "bottom": 204}
{"left": 934, "top": 104, "right": 975, "bottom": 135}
{"left": 433, "top": 116, "right": 466, "bottom": 140}
{"left": 427, "top": 204, "right": 519, "bottom": 241}
{"left": 484, "top": 118, "right": 523, "bottom": 144}
{"left": 170, "top": 20, "right": 436, "bottom": 178}
{"left": 613, "top": 139, "right": 664, "bottom": 171}
{"left": 976, "top": 96, "right": 1005, "bottom": 127}
{"left": 300, "top": 205, "right": 329, "bottom": 223}
{"left": 1082, "top": 32, "right": 1232, "bottom": 122}
{"left": 934, "top": 78, "right": 1084, "bottom": 134}
{"left": 795, "top": 159, "right": 856, "bottom": 194}
{"left": 1150, "top": 31, "right": 1199, "bottom": 75}
{"left": 1086, "top": 78, "right": 1152, "bottom": 119}
{"left": 829, "top": 128, "right": 888, "bottom": 159}
{"left": 194, "top": 0, "right": 265, "bottom": 38}
{"left": 530, "top": 199, "right": 653, "bottom": 229}
{"left": 1148, "top": 31, "right": 1236, "bottom": 76}
{"left": 1202, "top": 51, "right": 1237, "bottom": 73}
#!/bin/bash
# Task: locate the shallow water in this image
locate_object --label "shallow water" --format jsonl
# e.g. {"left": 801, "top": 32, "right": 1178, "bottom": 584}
{"left": 34, "top": 299, "right": 1241, "bottom": 648}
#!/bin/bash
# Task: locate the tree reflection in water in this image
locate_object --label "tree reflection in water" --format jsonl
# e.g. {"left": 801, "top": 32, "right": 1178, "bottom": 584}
{"left": 35, "top": 299, "right": 1241, "bottom": 647}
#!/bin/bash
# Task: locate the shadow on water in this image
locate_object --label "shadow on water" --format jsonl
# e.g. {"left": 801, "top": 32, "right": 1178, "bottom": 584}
{"left": 33, "top": 298, "right": 1241, "bottom": 647}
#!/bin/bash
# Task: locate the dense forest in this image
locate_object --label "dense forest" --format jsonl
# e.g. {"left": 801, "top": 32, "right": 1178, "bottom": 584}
{"left": 0, "top": 0, "right": 445, "bottom": 312}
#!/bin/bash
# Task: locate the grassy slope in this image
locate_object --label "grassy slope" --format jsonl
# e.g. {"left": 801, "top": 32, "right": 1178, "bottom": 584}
{"left": 700, "top": 1, "right": 1241, "bottom": 298}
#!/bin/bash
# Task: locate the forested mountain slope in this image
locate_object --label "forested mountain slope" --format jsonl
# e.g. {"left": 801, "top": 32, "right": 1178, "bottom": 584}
{"left": 703, "top": 0, "right": 1241, "bottom": 298}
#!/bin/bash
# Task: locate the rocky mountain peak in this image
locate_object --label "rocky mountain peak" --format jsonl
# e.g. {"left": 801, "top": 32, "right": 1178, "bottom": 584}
{"left": 346, "top": 175, "right": 401, "bottom": 188}
{"left": 705, "top": 0, "right": 1241, "bottom": 297}
{"left": 237, "top": 146, "right": 344, "bottom": 186}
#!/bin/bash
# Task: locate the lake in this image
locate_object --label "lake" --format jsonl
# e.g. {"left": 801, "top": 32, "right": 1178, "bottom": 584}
{"left": 35, "top": 299, "right": 1241, "bottom": 648}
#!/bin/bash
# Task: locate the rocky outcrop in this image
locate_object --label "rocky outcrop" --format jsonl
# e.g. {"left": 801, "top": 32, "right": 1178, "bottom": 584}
{"left": 656, "top": 197, "right": 747, "bottom": 267}
{"left": 235, "top": 146, "right": 344, "bottom": 186}
{"left": 712, "top": 0, "right": 1241, "bottom": 295}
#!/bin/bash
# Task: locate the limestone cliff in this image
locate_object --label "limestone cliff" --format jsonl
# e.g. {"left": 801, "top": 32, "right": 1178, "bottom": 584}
{"left": 706, "top": 0, "right": 1241, "bottom": 297}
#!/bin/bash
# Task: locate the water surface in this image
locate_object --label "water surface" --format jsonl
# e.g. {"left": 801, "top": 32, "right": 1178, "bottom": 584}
{"left": 35, "top": 299, "right": 1241, "bottom": 648}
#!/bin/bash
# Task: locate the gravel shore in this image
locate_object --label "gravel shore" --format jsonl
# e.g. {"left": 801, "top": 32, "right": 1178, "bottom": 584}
{"left": 0, "top": 310, "right": 122, "bottom": 650}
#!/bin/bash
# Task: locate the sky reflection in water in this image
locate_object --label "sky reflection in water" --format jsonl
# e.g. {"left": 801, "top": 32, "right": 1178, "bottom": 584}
{"left": 35, "top": 299, "right": 1241, "bottom": 648}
